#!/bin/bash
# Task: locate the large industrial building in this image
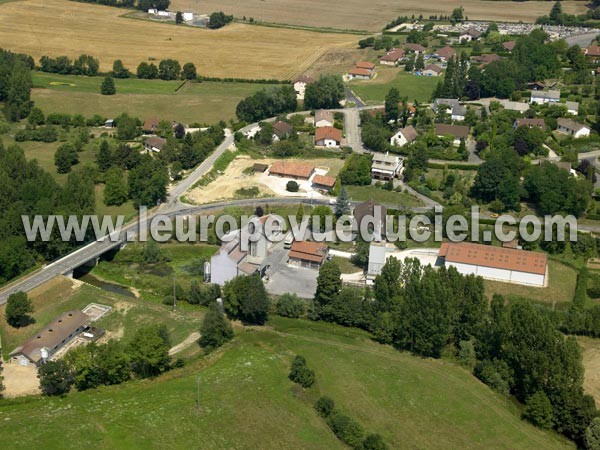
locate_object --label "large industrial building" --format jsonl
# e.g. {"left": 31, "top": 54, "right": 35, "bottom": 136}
{"left": 438, "top": 242, "right": 548, "bottom": 287}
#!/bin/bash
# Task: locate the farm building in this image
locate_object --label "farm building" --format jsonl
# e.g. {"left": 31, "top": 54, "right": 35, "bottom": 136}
{"left": 143, "top": 136, "right": 167, "bottom": 153}
{"left": 438, "top": 242, "right": 547, "bottom": 287}
{"left": 371, "top": 152, "right": 404, "bottom": 181}
{"left": 315, "top": 126, "right": 342, "bottom": 147}
{"left": 312, "top": 174, "right": 336, "bottom": 191}
{"left": 556, "top": 118, "right": 590, "bottom": 138}
{"left": 380, "top": 48, "right": 404, "bottom": 65}
{"left": 288, "top": 241, "right": 329, "bottom": 269}
{"left": 422, "top": 64, "right": 443, "bottom": 76}
{"left": 9, "top": 311, "right": 90, "bottom": 367}
{"left": 514, "top": 118, "right": 545, "bottom": 129}
{"left": 269, "top": 161, "right": 315, "bottom": 180}
{"left": 530, "top": 90, "right": 560, "bottom": 104}
{"left": 314, "top": 110, "right": 334, "bottom": 128}
{"left": 209, "top": 215, "right": 284, "bottom": 285}
{"left": 390, "top": 125, "right": 418, "bottom": 147}
{"left": 292, "top": 74, "right": 314, "bottom": 100}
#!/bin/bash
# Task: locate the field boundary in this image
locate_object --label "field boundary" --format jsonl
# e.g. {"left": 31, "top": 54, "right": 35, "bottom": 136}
{"left": 234, "top": 18, "right": 373, "bottom": 35}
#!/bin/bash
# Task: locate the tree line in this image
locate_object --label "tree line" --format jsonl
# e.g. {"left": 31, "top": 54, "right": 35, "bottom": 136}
{"left": 69, "top": 0, "right": 170, "bottom": 11}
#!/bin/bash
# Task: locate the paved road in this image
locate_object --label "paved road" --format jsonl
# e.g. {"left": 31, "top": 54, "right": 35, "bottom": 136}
{"left": 345, "top": 86, "right": 365, "bottom": 108}
{"left": 344, "top": 108, "right": 366, "bottom": 152}
{"left": 566, "top": 32, "right": 598, "bottom": 48}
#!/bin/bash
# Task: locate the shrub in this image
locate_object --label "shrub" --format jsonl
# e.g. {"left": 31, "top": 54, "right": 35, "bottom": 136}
{"left": 314, "top": 396, "right": 335, "bottom": 418}
{"left": 328, "top": 411, "right": 365, "bottom": 448}
{"left": 286, "top": 180, "right": 299, "bottom": 192}
{"left": 522, "top": 391, "right": 554, "bottom": 429}
{"left": 289, "top": 355, "right": 315, "bottom": 388}
{"left": 276, "top": 293, "right": 305, "bottom": 318}
{"left": 362, "top": 434, "right": 388, "bottom": 450}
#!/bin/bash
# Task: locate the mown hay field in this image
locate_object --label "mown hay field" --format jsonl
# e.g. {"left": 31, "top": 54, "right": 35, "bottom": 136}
{"left": 0, "top": 0, "right": 356, "bottom": 79}
{"left": 173, "top": 0, "right": 587, "bottom": 31}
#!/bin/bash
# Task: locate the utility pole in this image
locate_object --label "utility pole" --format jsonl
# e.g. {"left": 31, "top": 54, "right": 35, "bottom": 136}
{"left": 173, "top": 275, "right": 176, "bottom": 311}
{"left": 196, "top": 374, "right": 201, "bottom": 411}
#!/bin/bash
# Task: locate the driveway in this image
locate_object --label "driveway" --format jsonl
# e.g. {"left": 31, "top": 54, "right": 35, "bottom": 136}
{"left": 265, "top": 264, "right": 319, "bottom": 299}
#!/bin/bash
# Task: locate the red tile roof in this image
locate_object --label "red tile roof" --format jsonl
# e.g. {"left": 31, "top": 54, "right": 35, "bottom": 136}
{"left": 586, "top": 45, "right": 600, "bottom": 57}
{"left": 404, "top": 43, "right": 426, "bottom": 52}
{"left": 315, "top": 126, "right": 342, "bottom": 143}
{"left": 356, "top": 61, "right": 375, "bottom": 70}
{"left": 349, "top": 67, "right": 373, "bottom": 77}
{"left": 439, "top": 242, "right": 547, "bottom": 275}
{"left": 312, "top": 174, "right": 336, "bottom": 188}
{"left": 269, "top": 161, "right": 315, "bottom": 179}
{"left": 380, "top": 48, "right": 404, "bottom": 62}
{"left": 289, "top": 241, "right": 328, "bottom": 264}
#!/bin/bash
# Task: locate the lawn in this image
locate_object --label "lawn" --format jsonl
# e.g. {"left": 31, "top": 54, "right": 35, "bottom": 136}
{"left": 0, "top": 316, "right": 573, "bottom": 449}
{"left": 345, "top": 185, "right": 424, "bottom": 208}
{"left": 0, "top": 0, "right": 356, "bottom": 78}
{"left": 350, "top": 70, "right": 441, "bottom": 103}
{"left": 331, "top": 256, "right": 362, "bottom": 274}
{"left": 484, "top": 259, "right": 577, "bottom": 305}
{"left": 0, "top": 276, "right": 207, "bottom": 360}
{"left": 31, "top": 73, "right": 280, "bottom": 123}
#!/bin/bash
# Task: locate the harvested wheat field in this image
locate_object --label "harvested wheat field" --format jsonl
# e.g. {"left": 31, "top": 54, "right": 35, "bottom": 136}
{"left": 0, "top": 0, "right": 356, "bottom": 79}
{"left": 173, "top": 0, "right": 587, "bottom": 31}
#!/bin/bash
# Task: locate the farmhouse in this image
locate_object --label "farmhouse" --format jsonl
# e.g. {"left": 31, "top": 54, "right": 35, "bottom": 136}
{"left": 353, "top": 200, "right": 386, "bottom": 239}
{"left": 556, "top": 118, "right": 591, "bottom": 138}
{"left": 380, "top": 48, "right": 404, "bottom": 65}
{"left": 292, "top": 74, "right": 314, "bottom": 100}
{"left": 288, "top": 240, "right": 328, "bottom": 269}
{"left": 404, "top": 43, "right": 426, "bottom": 54}
{"left": 269, "top": 161, "right": 315, "bottom": 179}
{"left": 530, "top": 90, "right": 560, "bottom": 104}
{"left": 435, "top": 123, "right": 470, "bottom": 145}
{"left": 422, "top": 64, "right": 443, "bottom": 76}
{"left": 143, "top": 136, "right": 167, "bottom": 153}
{"left": 315, "top": 126, "right": 342, "bottom": 147}
{"left": 438, "top": 242, "right": 547, "bottom": 287}
{"left": 435, "top": 46, "right": 456, "bottom": 61}
{"left": 371, "top": 152, "right": 404, "bottom": 181}
{"left": 390, "top": 125, "right": 418, "bottom": 147}
{"left": 9, "top": 310, "right": 90, "bottom": 366}
{"left": 514, "top": 118, "right": 545, "bottom": 129}
{"left": 272, "top": 121, "right": 294, "bottom": 141}
{"left": 312, "top": 174, "right": 336, "bottom": 191}
{"left": 314, "top": 110, "right": 334, "bottom": 128}
{"left": 209, "top": 215, "right": 284, "bottom": 285}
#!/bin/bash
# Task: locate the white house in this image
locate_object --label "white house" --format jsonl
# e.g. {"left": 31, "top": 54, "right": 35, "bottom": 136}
{"left": 182, "top": 11, "right": 194, "bottom": 21}
{"left": 371, "top": 152, "right": 404, "bottom": 181}
{"left": 315, "top": 126, "right": 342, "bottom": 147}
{"left": 422, "top": 64, "right": 443, "bottom": 76}
{"left": 556, "top": 118, "right": 591, "bottom": 138}
{"left": 390, "top": 125, "right": 418, "bottom": 147}
{"left": 439, "top": 242, "right": 547, "bottom": 287}
{"left": 143, "top": 136, "right": 166, "bottom": 153}
{"left": 530, "top": 90, "right": 560, "bottom": 104}
{"left": 314, "top": 110, "right": 334, "bottom": 128}
{"left": 292, "top": 75, "right": 314, "bottom": 100}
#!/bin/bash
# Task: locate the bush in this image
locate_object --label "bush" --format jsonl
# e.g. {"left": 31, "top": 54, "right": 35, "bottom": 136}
{"left": 276, "top": 293, "right": 305, "bottom": 318}
{"left": 522, "top": 391, "right": 554, "bottom": 429}
{"left": 286, "top": 180, "right": 299, "bottom": 192}
{"left": 314, "top": 396, "right": 335, "bottom": 418}
{"left": 362, "top": 434, "right": 388, "bottom": 450}
{"left": 328, "top": 411, "right": 365, "bottom": 448}
{"left": 5, "top": 291, "right": 33, "bottom": 328}
{"left": 38, "top": 360, "right": 74, "bottom": 396}
{"left": 288, "top": 355, "right": 315, "bottom": 388}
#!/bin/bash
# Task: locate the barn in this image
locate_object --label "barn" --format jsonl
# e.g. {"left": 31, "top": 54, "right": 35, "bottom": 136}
{"left": 438, "top": 242, "right": 547, "bottom": 287}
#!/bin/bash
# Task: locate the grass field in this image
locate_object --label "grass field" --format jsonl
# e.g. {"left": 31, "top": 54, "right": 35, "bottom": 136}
{"left": 31, "top": 72, "right": 279, "bottom": 123}
{"left": 345, "top": 185, "right": 424, "bottom": 208}
{"left": 0, "top": 0, "right": 356, "bottom": 79}
{"left": 484, "top": 259, "right": 577, "bottom": 305}
{"left": 350, "top": 70, "right": 440, "bottom": 103}
{"left": 0, "top": 316, "right": 573, "bottom": 449}
{"left": 171, "top": 0, "right": 586, "bottom": 31}
{"left": 0, "top": 276, "right": 207, "bottom": 360}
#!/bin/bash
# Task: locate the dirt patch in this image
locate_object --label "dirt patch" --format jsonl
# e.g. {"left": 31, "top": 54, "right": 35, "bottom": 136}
{"left": 114, "top": 301, "right": 135, "bottom": 315}
{"left": 3, "top": 363, "right": 40, "bottom": 398}
{"left": 169, "top": 331, "right": 201, "bottom": 356}
{"left": 186, "top": 155, "right": 344, "bottom": 204}
{"left": 578, "top": 336, "right": 600, "bottom": 404}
